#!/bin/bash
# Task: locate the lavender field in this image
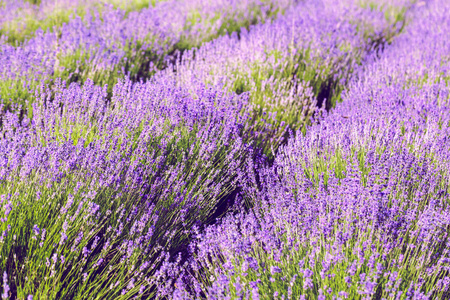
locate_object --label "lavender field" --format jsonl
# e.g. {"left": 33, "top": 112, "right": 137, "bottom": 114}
{"left": 0, "top": 0, "right": 449, "bottom": 299}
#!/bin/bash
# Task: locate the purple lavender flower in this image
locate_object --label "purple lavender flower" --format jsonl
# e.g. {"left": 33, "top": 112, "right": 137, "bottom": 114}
{"left": 270, "top": 265, "right": 282, "bottom": 275}
{"left": 1, "top": 272, "right": 9, "bottom": 300}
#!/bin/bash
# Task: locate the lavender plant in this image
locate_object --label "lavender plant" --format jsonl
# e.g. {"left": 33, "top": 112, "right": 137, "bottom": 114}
{"left": 0, "top": 77, "right": 255, "bottom": 299}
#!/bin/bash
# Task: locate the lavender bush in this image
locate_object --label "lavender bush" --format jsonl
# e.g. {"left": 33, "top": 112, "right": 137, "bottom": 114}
{"left": 0, "top": 77, "right": 255, "bottom": 298}
{"left": 0, "top": 0, "right": 294, "bottom": 106}
{"left": 160, "top": 0, "right": 411, "bottom": 157}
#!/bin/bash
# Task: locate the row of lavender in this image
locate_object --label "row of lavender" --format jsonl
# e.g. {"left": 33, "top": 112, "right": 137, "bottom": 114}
{"left": 0, "top": 0, "right": 294, "bottom": 107}
{"left": 0, "top": 0, "right": 162, "bottom": 33}
{"left": 0, "top": 0, "right": 433, "bottom": 299}
{"left": 158, "top": 0, "right": 409, "bottom": 157}
{"left": 171, "top": 0, "right": 450, "bottom": 298}
{"left": 0, "top": 0, "right": 99, "bottom": 41}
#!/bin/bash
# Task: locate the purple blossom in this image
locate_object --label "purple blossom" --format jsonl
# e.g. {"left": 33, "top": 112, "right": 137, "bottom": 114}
{"left": 270, "top": 265, "right": 282, "bottom": 275}
{"left": 32, "top": 224, "right": 40, "bottom": 236}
